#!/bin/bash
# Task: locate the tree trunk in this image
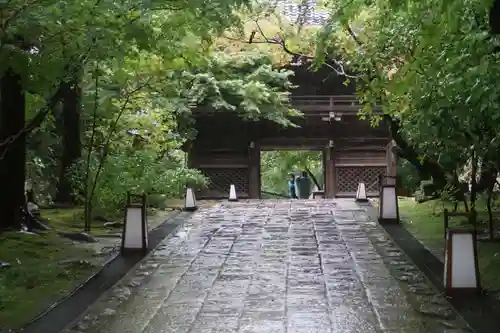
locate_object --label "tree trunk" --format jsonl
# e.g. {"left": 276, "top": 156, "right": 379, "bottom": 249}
{"left": 470, "top": 150, "right": 478, "bottom": 228}
{"left": 452, "top": 172, "right": 469, "bottom": 212}
{"left": 476, "top": 165, "right": 497, "bottom": 193}
{"left": 55, "top": 79, "right": 82, "bottom": 204}
{"left": 384, "top": 115, "right": 447, "bottom": 189}
{"left": 305, "top": 166, "right": 321, "bottom": 190}
{"left": 487, "top": 185, "right": 495, "bottom": 240}
{"left": 0, "top": 70, "right": 26, "bottom": 230}
{"left": 490, "top": 0, "right": 500, "bottom": 35}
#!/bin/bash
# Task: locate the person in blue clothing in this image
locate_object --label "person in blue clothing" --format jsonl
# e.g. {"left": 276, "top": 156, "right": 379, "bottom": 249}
{"left": 288, "top": 173, "right": 298, "bottom": 198}
{"left": 295, "top": 171, "right": 312, "bottom": 199}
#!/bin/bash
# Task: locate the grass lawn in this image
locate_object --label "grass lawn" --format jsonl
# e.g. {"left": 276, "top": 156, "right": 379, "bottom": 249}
{"left": 0, "top": 207, "right": 127, "bottom": 330}
{"left": 0, "top": 228, "right": 95, "bottom": 329}
{"left": 399, "top": 198, "right": 500, "bottom": 292}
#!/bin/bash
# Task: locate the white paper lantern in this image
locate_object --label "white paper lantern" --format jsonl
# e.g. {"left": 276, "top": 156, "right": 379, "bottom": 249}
{"left": 121, "top": 194, "right": 148, "bottom": 255}
{"left": 444, "top": 229, "right": 480, "bottom": 296}
{"left": 184, "top": 187, "right": 197, "bottom": 211}
{"left": 355, "top": 182, "right": 368, "bottom": 202}
{"left": 378, "top": 176, "right": 399, "bottom": 224}
{"left": 229, "top": 184, "right": 238, "bottom": 202}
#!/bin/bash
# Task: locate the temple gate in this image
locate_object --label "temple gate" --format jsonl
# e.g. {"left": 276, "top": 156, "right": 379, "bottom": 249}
{"left": 185, "top": 66, "right": 395, "bottom": 199}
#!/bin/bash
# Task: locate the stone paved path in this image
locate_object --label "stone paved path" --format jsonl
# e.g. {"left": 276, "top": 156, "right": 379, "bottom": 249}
{"left": 64, "top": 200, "right": 472, "bottom": 333}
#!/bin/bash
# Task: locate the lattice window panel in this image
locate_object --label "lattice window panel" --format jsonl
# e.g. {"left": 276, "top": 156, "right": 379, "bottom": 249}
{"left": 201, "top": 168, "right": 249, "bottom": 195}
{"left": 336, "top": 167, "right": 386, "bottom": 193}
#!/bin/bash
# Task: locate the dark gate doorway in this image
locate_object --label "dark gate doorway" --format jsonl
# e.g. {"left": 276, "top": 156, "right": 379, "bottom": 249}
{"left": 260, "top": 149, "right": 324, "bottom": 199}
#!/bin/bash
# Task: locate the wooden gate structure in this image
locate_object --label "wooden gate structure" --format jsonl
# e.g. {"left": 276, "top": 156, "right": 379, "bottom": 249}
{"left": 186, "top": 94, "right": 395, "bottom": 199}
{"left": 186, "top": 65, "right": 395, "bottom": 199}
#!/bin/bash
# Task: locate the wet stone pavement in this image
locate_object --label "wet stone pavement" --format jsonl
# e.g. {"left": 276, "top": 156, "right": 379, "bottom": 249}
{"left": 64, "top": 200, "right": 472, "bottom": 333}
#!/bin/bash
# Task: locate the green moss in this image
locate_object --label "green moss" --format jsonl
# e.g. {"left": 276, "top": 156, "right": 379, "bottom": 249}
{"left": 399, "top": 198, "right": 500, "bottom": 292}
{"left": 0, "top": 230, "right": 95, "bottom": 329}
{"left": 42, "top": 207, "right": 120, "bottom": 235}
{"left": 0, "top": 206, "right": 125, "bottom": 329}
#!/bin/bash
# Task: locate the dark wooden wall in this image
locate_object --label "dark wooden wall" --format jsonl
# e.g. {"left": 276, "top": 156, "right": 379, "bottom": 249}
{"left": 188, "top": 112, "right": 393, "bottom": 199}
{"left": 188, "top": 114, "right": 251, "bottom": 198}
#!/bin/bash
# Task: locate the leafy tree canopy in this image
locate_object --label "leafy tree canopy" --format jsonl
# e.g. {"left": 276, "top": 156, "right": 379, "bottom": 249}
{"left": 0, "top": 0, "right": 305, "bottom": 229}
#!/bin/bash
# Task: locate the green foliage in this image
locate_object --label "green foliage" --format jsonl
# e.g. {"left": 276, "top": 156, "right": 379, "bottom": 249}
{"left": 179, "top": 52, "right": 300, "bottom": 127}
{"left": 314, "top": 0, "right": 500, "bottom": 182}
{"left": 75, "top": 150, "right": 207, "bottom": 213}
{"left": 261, "top": 150, "right": 323, "bottom": 195}
{"left": 7, "top": 0, "right": 299, "bottom": 218}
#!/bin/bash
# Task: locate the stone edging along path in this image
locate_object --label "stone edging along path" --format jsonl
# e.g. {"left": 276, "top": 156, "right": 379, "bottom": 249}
{"left": 365, "top": 201, "right": 500, "bottom": 333}
{"left": 20, "top": 211, "right": 192, "bottom": 333}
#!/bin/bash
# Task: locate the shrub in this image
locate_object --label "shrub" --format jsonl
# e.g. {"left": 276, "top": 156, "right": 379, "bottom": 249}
{"left": 71, "top": 149, "right": 208, "bottom": 215}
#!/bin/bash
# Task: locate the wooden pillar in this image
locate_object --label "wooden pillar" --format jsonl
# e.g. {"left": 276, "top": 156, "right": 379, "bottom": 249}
{"left": 386, "top": 140, "right": 397, "bottom": 177}
{"left": 185, "top": 141, "right": 196, "bottom": 169}
{"left": 324, "top": 146, "right": 336, "bottom": 198}
{"left": 248, "top": 142, "right": 260, "bottom": 199}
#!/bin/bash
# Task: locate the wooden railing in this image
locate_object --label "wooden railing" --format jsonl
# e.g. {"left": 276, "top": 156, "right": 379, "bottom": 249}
{"left": 193, "top": 95, "right": 378, "bottom": 115}
{"left": 290, "top": 95, "right": 379, "bottom": 113}
{"left": 291, "top": 95, "right": 357, "bottom": 106}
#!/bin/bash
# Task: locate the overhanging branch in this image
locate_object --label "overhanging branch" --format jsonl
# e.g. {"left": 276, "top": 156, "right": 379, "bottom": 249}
{"left": 224, "top": 19, "right": 357, "bottom": 78}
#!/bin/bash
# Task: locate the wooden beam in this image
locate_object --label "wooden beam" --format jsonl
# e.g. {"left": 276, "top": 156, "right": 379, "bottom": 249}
{"left": 336, "top": 136, "right": 389, "bottom": 140}
{"left": 324, "top": 147, "right": 336, "bottom": 198}
{"left": 386, "top": 140, "right": 397, "bottom": 177}
{"left": 248, "top": 145, "right": 260, "bottom": 199}
{"left": 335, "top": 163, "right": 387, "bottom": 167}
{"left": 299, "top": 107, "right": 383, "bottom": 115}
{"left": 197, "top": 164, "right": 248, "bottom": 169}
{"left": 291, "top": 95, "right": 382, "bottom": 115}
{"left": 192, "top": 95, "right": 384, "bottom": 115}
{"left": 259, "top": 137, "right": 329, "bottom": 149}
{"left": 336, "top": 146, "right": 387, "bottom": 151}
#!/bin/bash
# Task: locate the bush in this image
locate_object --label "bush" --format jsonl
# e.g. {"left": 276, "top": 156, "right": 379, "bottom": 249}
{"left": 72, "top": 149, "right": 208, "bottom": 214}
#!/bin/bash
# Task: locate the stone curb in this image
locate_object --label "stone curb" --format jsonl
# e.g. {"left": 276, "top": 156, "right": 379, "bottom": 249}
{"left": 367, "top": 200, "right": 500, "bottom": 333}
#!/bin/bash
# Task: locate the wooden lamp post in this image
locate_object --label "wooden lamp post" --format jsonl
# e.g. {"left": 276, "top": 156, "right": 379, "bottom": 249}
{"left": 121, "top": 192, "right": 148, "bottom": 255}
{"left": 378, "top": 175, "right": 399, "bottom": 224}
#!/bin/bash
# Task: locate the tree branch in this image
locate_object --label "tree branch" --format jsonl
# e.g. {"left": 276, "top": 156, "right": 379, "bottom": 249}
{"left": 226, "top": 19, "right": 357, "bottom": 78}
{"left": 384, "top": 114, "right": 447, "bottom": 187}
{"left": 346, "top": 24, "right": 362, "bottom": 46}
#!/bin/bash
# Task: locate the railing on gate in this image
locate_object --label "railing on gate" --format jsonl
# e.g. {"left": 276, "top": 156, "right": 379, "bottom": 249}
{"left": 289, "top": 95, "right": 381, "bottom": 114}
